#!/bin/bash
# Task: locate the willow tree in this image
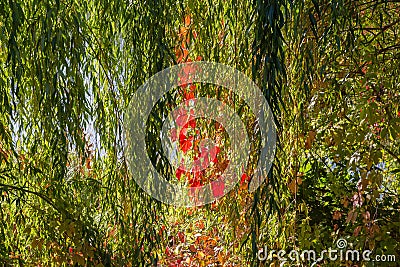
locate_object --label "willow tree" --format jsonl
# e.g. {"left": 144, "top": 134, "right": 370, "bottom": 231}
{"left": 1, "top": 0, "right": 399, "bottom": 266}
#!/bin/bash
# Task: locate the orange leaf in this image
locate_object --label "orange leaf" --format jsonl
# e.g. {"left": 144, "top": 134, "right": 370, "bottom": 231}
{"left": 195, "top": 220, "right": 205, "bottom": 230}
{"left": 184, "top": 15, "right": 191, "bottom": 26}
{"left": 179, "top": 26, "right": 189, "bottom": 38}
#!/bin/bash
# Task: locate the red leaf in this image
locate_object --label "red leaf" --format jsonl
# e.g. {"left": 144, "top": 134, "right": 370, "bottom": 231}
{"left": 175, "top": 108, "right": 189, "bottom": 127}
{"left": 176, "top": 167, "right": 186, "bottom": 180}
{"left": 170, "top": 128, "right": 178, "bottom": 142}
{"left": 241, "top": 173, "right": 250, "bottom": 185}
{"left": 188, "top": 171, "right": 203, "bottom": 187}
{"left": 210, "top": 145, "right": 220, "bottom": 163}
{"left": 184, "top": 91, "right": 194, "bottom": 100}
{"left": 184, "top": 118, "right": 196, "bottom": 129}
{"left": 174, "top": 107, "right": 195, "bottom": 127}
{"left": 165, "top": 246, "right": 172, "bottom": 256}
{"left": 179, "top": 139, "right": 193, "bottom": 153}
{"left": 211, "top": 179, "right": 225, "bottom": 198}
{"left": 177, "top": 231, "right": 185, "bottom": 243}
{"left": 178, "top": 64, "right": 198, "bottom": 86}
{"left": 179, "top": 128, "right": 194, "bottom": 153}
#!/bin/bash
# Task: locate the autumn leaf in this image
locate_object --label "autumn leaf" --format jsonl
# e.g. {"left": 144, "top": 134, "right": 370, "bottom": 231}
{"left": 333, "top": 210, "right": 342, "bottom": 220}
{"left": 184, "top": 15, "right": 191, "bottom": 26}
{"left": 305, "top": 130, "right": 316, "bottom": 149}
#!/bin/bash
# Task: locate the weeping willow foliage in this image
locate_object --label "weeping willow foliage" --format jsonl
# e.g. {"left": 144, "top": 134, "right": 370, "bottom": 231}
{"left": 1, "top": 0, "right": 399, "bottom": 266}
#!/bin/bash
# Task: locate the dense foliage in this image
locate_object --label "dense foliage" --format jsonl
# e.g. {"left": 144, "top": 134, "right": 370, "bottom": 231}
{"left": 0, "top": 0, "right": 399, "bottom": 266}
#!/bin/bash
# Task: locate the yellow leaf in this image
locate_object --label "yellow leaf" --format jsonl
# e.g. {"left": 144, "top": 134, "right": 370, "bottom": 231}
{"left": 198, "top": 251, "right": 205, "bottom": 259}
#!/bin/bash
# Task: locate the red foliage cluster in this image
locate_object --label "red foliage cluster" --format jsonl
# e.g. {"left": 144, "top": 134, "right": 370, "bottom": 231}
{"left": 171, "top": 14, "right": 249, "bottom": 199}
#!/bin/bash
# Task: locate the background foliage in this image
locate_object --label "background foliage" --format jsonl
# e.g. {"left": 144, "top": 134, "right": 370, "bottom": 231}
{"left": 0, "top": 0, "right": 399, "bottom": 266}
